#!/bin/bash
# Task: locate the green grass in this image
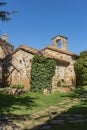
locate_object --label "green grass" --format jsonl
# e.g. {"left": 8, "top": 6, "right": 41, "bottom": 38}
{"left": 62, "top": 86, "right": 87, "bottom": 114}
{"left": 0, "top": 86, "right": 87, "bottom": 130}
{"left": 0, "top": 86, "right": 87, "bottom": 116}
{"left": 0, "top": 90, "right": 68, "bottom": 115}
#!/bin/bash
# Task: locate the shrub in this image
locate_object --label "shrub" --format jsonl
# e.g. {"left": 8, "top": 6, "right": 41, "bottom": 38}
{"left": 30, "top": 55, "right": 56, "bottom": 92}
{"left": 62, "top": 84, "right": 71, "bottom": 88}
{"left": 57, "top": 80, "right": 71, "bottom": 88}
{"left": 57, "top": 81, "right": 62, "bottom": 87}
{"left": 80, "top": 50, "right": 87, "bottom": 58}
{"left": 74, "top": 50, "right": 87, "bottom": 86}
{"left": 10, "top": 84, "right": 24, "bottom": 89}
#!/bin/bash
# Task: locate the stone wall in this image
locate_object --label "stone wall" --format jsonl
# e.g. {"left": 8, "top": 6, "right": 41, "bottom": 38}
{"left": 0, "top": 39, "right": 14, "bottom": 87}
{"left": 0, "top": 61, "right": 3, "bottom": 87}
{"left": 4, "top": 44, "right": 78, "bottom": 91}
{"left": 52, "top": 60, "right": 76, "bottom": 92}
{"left": 0, "top": 46, "right": 5, "bottom": 58}
{"left": 42, "top": 48, "right": 70, "bottom": 62}
{"left": 0, "top": 39, "right": 14, "bottom": 58}
{"left": 6, "top": 49, "right": 34, "bottom": 91}
{"left": 41, "top": 46, "right": 77, "bottom": 92}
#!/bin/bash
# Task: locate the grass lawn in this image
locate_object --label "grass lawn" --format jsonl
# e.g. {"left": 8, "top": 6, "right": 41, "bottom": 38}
{"left": 0, "top": 87, "right": 87, "bottom": 115}
{"left": 0, "top": 90, "right": 69, "bottom": 115}
{"left": 0, "top": 86, "right": 87, "bottom": 130}
{"left": 62, "top": 86, "right": 87, "bottom": 114}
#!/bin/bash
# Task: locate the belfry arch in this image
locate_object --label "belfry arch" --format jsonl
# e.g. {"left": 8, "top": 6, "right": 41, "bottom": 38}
{"left": 52, "top": 35, "right": 68, "bottom": 51}
{"left": 57, "top": 39, "right": 62, "bottom": 49}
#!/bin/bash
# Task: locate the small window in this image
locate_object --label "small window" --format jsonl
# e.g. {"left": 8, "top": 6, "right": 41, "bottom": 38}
{"left": 20, "top": 60, "right": 22, "bottom": 63}
{"left": 72, "top": 78, "right": 74, "bottom": 83}
{"left": 61, "top": 79, "right": 64, "bottom": 82}
{"left": 30, "top": 59, "right": 32, "bottom": 62}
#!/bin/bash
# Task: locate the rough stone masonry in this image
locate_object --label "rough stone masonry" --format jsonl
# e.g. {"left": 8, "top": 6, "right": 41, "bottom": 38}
{"left": 0, "top": 34, "right": 79, "bottom": 91}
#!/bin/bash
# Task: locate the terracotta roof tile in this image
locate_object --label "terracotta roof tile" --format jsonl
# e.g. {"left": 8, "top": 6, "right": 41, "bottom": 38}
{"left": 41, "top": 46, "right": 79, "bottom": 59}
{"left": 42, "top": 53, "right": 70, "bottom": 64}
{"left": 12, "top": 44, "right": 38, "bottom": 55}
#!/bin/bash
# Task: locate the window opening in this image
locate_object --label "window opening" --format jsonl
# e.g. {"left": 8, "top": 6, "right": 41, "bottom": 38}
{"left": 57, "top": 40, "right": 62, "bottom": 49}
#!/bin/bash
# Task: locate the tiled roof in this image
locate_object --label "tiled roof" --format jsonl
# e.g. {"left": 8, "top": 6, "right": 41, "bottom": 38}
{"left": 51, "top": 35, "right": 68, "bottom": 40}
{"left": 12, "top": 44, "right": 38, "bottom": 55}
{"left": 19, "top": 45, "right": 38, "bottom": 54}
{"left": 42, "top": 52, "right": 70, "bottom": 64}
{"left": 8, "top": 45, "right": 79, "bottom": 63}
{"left": 41, "top": 46, "right": 79, "bottom": 59}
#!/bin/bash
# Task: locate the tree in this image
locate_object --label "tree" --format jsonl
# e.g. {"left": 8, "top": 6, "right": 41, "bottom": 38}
{"left": 0, "top": 1, "right": 15, "bottom": 21}
{"left": 74, "top": 51, "right": 87, "bottom": 86}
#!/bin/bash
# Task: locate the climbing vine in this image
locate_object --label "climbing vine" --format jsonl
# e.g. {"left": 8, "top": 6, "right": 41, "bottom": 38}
{"left": 30, "top": 55, "right": 56, "bottom": 92}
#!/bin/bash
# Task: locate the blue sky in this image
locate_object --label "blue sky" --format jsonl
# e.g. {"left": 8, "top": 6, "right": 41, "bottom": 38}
{"left": 0, "top": 0, "right": 87, "bottom": 54}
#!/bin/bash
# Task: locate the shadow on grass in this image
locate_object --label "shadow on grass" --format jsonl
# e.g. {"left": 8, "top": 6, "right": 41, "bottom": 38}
{"left": 61, "top": 86, "right": 87, "bottom": 114}
{"left": 30, "top": 87, "right": 87, "bottom": 130}
{"left": 0, "top": 93, "right": 38, "bottom": 114}
{"left": 64, "top": 87, "right": 87, "bottom": 99}
{"left": 0, "top": 91, "right": 38, "bottom": 129}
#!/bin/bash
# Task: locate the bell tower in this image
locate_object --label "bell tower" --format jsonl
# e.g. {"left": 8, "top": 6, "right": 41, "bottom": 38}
{"left": 52, "top": 35, "right": 68, "bottom": 51}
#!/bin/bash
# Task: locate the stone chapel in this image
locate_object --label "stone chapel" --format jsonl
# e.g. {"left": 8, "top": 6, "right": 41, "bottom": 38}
{"left": 0, "top": 34, "right": 79, "bottom": 91}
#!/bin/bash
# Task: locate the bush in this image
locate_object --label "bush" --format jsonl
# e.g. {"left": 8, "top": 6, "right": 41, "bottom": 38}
{"left": 62, "top": 84, "right": 71, "bottom": 88}
{"left": 57, "top": 80, "right": 70, "bottom": 88}
{"left": 57, "top": 81, "right": 62, "bottom": 87}
{"left": 10, "top": 84, "right": 24, "bottom": 89}
{"left": 80, "top": 50, "right": 87, "bottom": 58}
{"left": 30, "top": 55, "right": 56, "bottom": 92}
{"left": 74, "top": 50, "right": 87, "bottom": 86}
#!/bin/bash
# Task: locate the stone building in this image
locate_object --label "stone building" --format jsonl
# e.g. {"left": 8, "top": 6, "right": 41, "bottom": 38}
{"left": 0, "top": 34, "right": 79, "bottom": 91}
{"left": 0, "top": 34, "right": 14, "bottom": 87}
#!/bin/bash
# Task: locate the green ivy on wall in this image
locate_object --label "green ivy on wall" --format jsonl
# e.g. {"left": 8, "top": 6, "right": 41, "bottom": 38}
{"left": 30, "top": 55, "right": 56, "bottom": 92}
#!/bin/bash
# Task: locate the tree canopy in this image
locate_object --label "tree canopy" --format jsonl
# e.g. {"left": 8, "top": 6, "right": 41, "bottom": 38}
{"left": 74, "top": 50, "right": 87, "bottom": 87}
{"left": 0, "top": 1, "right": 15, "bottom": 21}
